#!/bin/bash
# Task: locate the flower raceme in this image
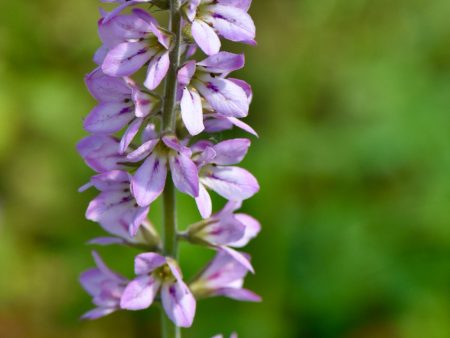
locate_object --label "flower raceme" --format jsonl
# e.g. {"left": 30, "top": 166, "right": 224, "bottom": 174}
{"left": 78, "top": 0, "right": 260, "bottom": 333}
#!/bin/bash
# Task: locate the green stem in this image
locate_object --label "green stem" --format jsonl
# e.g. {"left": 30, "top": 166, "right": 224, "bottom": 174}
{"left": 161, "top": 0, "right": 182, "bottom": 337}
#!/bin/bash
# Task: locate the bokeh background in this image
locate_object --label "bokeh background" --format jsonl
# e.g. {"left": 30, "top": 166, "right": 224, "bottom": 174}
{"left": 0, "top": 0, "right": 449, "bottom": 337}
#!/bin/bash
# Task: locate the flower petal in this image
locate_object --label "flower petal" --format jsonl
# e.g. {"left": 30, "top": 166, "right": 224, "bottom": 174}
{"left": 169, "top": 153, "right": 199, "bottom": 197}
{"left": 181, "top": 88, "right": 204, "bottom": 136}
{"left": 144, "top": 52, "right": 170, "bottom": 90}
{"left": 191, "top": 20, "right": 221, "bottom": 56}
{"left": 209, "top": 5, "right": 255, "bottom": 43}
{"left": 197, "top": 52, "right": 244, "bottom": 74}
{"left": 77, "top": 135, "right": 124, "bottom": 173}
{"left": 102, "top": 41, "right": 154, "bottom": 77}
{"left": 161, "top": 279, "right": 196, "bottom": 328}
{"left": 201, "top": 166, "right": 259, "bottom": 200}
{"left": 195, "top": 76, "right": 249, "bottom": 118}
{"left": 126, "top": 139, "right": 159, "bottom": 162}
{"left": 120, "top": 275, "right": 161, "bottom": 310}
{"left": 84, "top": 102, "right": 134, "bottom": 134}
{"left": 212, "top": 138, "right": 250, "bottom": 165}
{"left": 195, "top": 183, "right": 212, "bottom": 219}
{"left": 217, "top": 0, "right": 252, "bottom": 10}
{"left": 213, "top": 287, "right": 261, "bottom": 302}
{"left": 134, "top": 252, "right": 166, "bottom": 275}
{"left": 131, "top": 153, "right": 167, "bottom": 207}
{"left": 85, "top": 68, "right": 131, "bottom": 102}
{"left": 229, "top": 213, "right": 261, "bottom": 247}
{"left": 120, "top": 118, "right": 144, "bottom": 154}
{"left": 81, "top": 307, "right": 116, "bottom": 320}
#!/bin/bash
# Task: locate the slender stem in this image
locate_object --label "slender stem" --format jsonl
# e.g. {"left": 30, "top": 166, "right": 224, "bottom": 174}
{"left": 162, "top": 0, "right": 183, "bottom": 134}
{"left": 161, "top": 0, "right": 182, "bottom": 337}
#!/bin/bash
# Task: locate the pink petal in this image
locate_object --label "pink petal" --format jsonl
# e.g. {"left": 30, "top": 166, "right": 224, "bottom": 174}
{"left": 161, "top": 279, "right": 196, "bottom": 328}
{"left": 120, "top": 275, "right": 161, "bottom": 310}
{"left": 134, "top": 253, "right": 167, "bottom": 275}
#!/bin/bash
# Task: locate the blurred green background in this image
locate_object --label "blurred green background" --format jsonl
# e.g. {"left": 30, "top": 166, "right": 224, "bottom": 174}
{"left": 0, "top": 0, "right": 449, "bottom": 337}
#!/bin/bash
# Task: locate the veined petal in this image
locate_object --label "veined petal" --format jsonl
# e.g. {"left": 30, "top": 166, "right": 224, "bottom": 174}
{"left": 81, "top": 307, "right": 116, "bottom": 320}
{"left": 213, "top": 287, "right": 261, "bottom": 302}
{"left": 161, "top": 280, "right": 196, "bottom": 328}
{"left": 126, "top": 139, "right": 159, "bottom": 162}
{"left": 228, "top": 78, "right": 252, "bottom": 103}
{"left": 88, "top": 170, "right": 129, "bottom": 191}
{"left": 197, "top": 215, "right": 246, "bottom": 245}
{"left": 134, "top": 252, "right": 166, "bottom": 275}
{"left": 229, "top": 213, "right": 261, "bottom": 247}
{"left": 85, "top": 68, "right": 131, "bottom": 102}
{"left": 131, "top": 153, "right": 167, "bottom": 207}
{"left": 217, "top": 0, "right": 252, "bottom": 11}
{"left": 133, "top": 90, "right": 158, "bottom": 118}
{"left": 181, "top": 88, "right": 204, "bottom": 136}
{"left": 99, "top": 11, "right": 153, "bottom": 45}
{"left": 195, "top": 76, "right": 249, "bottom": 118}
{"left": 197, "top": 52, "right": 244, "bottom": 74}
{"left": 212, "top": 138, "right": 250, "bottom": 165}
{"left": 144, "top": 52, "right": 170, "bottom": 90}
{"left": 162, "top": 135, "right": 192, "bottom": 156}
{"left": 178, "top": 61, "right": 197, "bottom": 87}
{"left": 120, "top": 275, "right": 161, "bottom": 310}
{"left": 77, "top": 135, "right": 124, "bottom": 173}
{"left": 169, "top": 153, "right": 199, "bottom": 197}
{"left": 103, "top": 41, "right": 154, "bottom": 77}
{"left": 120, "top": 118, "right": 143, "bottom": 154}
{"left": 84, "top": 102, "right": 134, "bottom": 134}
{"left": 191, "top": 20, "right": 221, "bottom": 56}
{"left": 201, "top": 166, "right": 259, "bottom": 200}
{"left": 209, "top": 5, "right": 255, "bottom": 43}
{"left": 218, "top": 246, "right": 254, "bottom": 273}
{"left": 195, "top": 183, "right": 212, "bottom": 219}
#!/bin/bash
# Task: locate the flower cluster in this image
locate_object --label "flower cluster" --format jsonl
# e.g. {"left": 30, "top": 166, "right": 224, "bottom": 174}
{"left": 78, "top": 0, "right": 260, "bottom": 332}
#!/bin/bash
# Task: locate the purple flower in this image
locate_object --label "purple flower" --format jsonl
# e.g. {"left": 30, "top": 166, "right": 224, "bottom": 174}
{"left": 80, "top": 170, "right": 151, "bottom": 237}
{"left": 178, "top": 52, "right": 250, "bottom": 135}
{"left": 100, "top": 0, "right": 153, "bottom": 23}
{"left": 77, "top": 135, "right": 125, "bottom": 173}
{"left": 80, "top": 251, "right": 128, "bottom": 320}
{"left": 130, "top": 135, "right": 199, "bottom": 207}
{"left": 184, "top": 0, "right": 255, "bottom": 55}
{"left": 99, "top": 9, "right": 172, "bottom": 90}
{"left": 191, "top": 138, "right": 259, "bottom": 219}
{"left": 190, "top": 249, "right": 261, "bottom": 302}
{"left": 84, "top": 68, "right": 160, "bottom": 146}
{"left": 120, "top": 253, "right": 196, "bottom": 327}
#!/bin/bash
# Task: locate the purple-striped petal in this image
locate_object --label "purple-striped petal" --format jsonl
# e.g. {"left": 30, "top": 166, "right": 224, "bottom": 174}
{"left": 197, "top": 52, "right": 244, "bottom": 74}
{"left": 85, "top": 68, "right": 131, "bottom": 102}
{"left": 144, "top": 52, "right": 170, "bottom": 90}
{"left": 131, "top": 153, "right": 167, "bottom": 207}
{"left": 201, "top": 166, "right": 259, "bottom": 200}
{"left": 195, "top": 183, "right": 212, "bottom": 219}
{"left": 120, "top": 118, "right": 143, "bottom": 154}
{"left": 126, "top": 139, "right": 159, "bottom": 162}
{"left": 213, "top": 287, "right": 261, "bottom": 302}
{"left": 169, "top": 153, "right": 199, "bottom": 197}
{"left": 229, "top": 213, "right": 261, "bottom": 247}
{"left": 161, "top": 279, "right": 196, "bottom": 328}
{"left": 102, "top": 41, "right": 154, "bottom": 77}
{"left": 181, "top": 88, "right": 204, "bottom": 135}
{"left": 212, "top": 138, "right": 250, "bottom": 165}
{"left": 195, "top": 76, "right": 249, "bottom": 118}
{"left": 134, "top": 252, "right": 166, "bottom": 275}
{"left": 84, "top": 102, "right": 134, "bottom": 134}
{"left": 209, "top": 5, "right": 255, "bottom": 43}
{"left": 191, "top": 20, "right": 221, "bottom": 55}
{"left": 77, "top": 135, "right": 124, "bottom": 173}
{"left": 120, "top": 275, "right": 161, "bottom": 310}
{"left": 217, "top": 0, "right": 252, "bottom": 10}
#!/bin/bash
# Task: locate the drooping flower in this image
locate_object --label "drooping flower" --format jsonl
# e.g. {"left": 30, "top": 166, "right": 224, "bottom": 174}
{"left": 120, "top": 252, "right": 196, "bottom": 327}
{"left": 80, "top": 251, "right": 128, "bottom": 320}
{"left": 186, "top": 200, "right": 260, "bottom": 248}
{"left": 84, "top": 68, "right": 161, "bottom": 152}
{"left": 99, "top": 9, "right": 172, "bottom": 90}
{"left": 190, "top": 250, "right": 261, "bottom": 302}
{"left": 129, "top": 134, "right": 199, "bottom": 207}
{"left": 178, "top": 52, "right": 250, "bottom": 135}
{"left": 191, "top": 138, "right": 259, "bottom": 219}
{"left": 183, "top": 0, "right": 256, "bottom": 55}
{"left": 80, "top": 170, "right": 150, "bottom": 237}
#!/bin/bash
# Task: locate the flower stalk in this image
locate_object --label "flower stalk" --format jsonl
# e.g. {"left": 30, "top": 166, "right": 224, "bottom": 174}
{"left": 78, "top": 1, "right": 261, "bottom": 337}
